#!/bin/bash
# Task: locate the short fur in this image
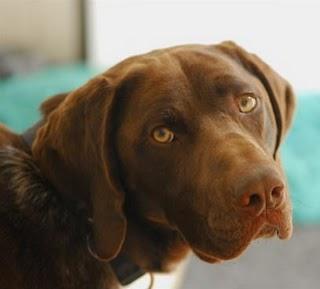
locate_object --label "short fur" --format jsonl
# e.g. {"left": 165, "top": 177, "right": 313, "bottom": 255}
{"left": 0, "top": 42, "right": 295, "bottom": 289}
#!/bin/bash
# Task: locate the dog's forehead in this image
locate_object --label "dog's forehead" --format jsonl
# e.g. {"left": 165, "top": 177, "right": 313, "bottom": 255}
{"left": 126, "top": 46, "right": 262, "bottom": 108}
{"left": 143, "top": 45, "right": 246, "bottom": 82}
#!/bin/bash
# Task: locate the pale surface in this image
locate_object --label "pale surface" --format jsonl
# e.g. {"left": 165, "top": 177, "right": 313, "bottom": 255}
{"left": 182, "top": 226, "right": 320, "bottom": 289}
{"left": 125, "top": 260, "right": 189, "bottom": 289}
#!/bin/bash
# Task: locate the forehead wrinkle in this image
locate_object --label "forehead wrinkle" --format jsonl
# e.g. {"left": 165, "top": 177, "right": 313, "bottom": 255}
{"left": 133, "top": 59, "right": 195, "bottom": 127}
{"left": 132, "top": 55, "right": 193, "bottom": 108}
{"left": 172, "top": 52, "right": 231, "bottom": 103}
{"left": 141, "top": 97, "right": 190, "bottom": 126}
{"left": 208, "top": 74, "right": 255, "bottom": 97}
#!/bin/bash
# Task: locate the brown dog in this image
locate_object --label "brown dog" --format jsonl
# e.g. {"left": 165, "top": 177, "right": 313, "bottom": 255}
{"left": 0, "top": 41, "right": 295, "bottom": 289}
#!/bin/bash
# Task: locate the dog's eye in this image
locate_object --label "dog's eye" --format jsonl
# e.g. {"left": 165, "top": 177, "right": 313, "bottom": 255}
{"left": 238, "top": 94, "right": 257, "bottom": 113}
{"left": 152, "top": 127, "right": 175, "bottom": 143}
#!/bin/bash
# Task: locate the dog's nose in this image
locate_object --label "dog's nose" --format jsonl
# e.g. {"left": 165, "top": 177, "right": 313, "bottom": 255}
{"left": 238, "top": 169, "right": 285, "bottom": 216}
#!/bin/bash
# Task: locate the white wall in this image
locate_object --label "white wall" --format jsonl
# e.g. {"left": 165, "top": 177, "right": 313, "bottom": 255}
{"left": 86, "top": 0, "right": 320, "bottom": 92}
{"left": 0, "top": 0, "right": 81, "bottom": 63}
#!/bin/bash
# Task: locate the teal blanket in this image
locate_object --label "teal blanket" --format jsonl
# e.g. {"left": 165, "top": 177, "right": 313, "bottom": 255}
{"left": 281, "top": 94, "right": 320, "bottom": 224}
{"left": 0, "top": 64, "right": 99, "bottom": 132}
{"left": 0, "top": 65, "right": 319, "bottom": 224}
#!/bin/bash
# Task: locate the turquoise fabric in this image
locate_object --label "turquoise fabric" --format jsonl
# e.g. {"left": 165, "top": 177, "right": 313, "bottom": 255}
{"left": 0, "top": 64, "right": 99, "bottom": 132}
{"left": 0, "top": 65, "right": 319, "bottom": 224}
{"left": 281, "top": 94, "right": 320, "bottom": 224}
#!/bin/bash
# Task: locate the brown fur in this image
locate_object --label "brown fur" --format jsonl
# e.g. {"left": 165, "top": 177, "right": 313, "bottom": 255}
{"left": 0, "top": 41, "right": 295, "bottom": 288}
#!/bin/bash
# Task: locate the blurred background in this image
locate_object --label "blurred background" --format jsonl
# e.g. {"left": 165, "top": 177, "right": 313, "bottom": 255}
{"left": 0, "top": 0, "right": 319, "bottom": 288}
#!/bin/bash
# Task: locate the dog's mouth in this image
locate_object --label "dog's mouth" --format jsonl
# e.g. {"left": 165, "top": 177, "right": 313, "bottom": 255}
{"left": 187, "top": 212, "right": 292, "bottom": 264}
{"left": 255, "top": 223, "right": 278, "bottom": 239}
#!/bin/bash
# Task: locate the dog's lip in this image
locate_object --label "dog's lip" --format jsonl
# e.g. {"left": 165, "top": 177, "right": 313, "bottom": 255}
{"left": 274, "top": 221, "right": 292, "bottom": 240}
{"left": 254, "top": 223, "right": 278, "bottom": 239}
{"left": 255, "top": 225, "right": 291, "bottom": 241}
{"left": 253, "top": 213, "right": 292, "bottom": 240}
{"left": 192, "top": 248, "right": 223, "bottom": 264}
{"left": 265, "top": 209, "right": 293, "bottom": 240}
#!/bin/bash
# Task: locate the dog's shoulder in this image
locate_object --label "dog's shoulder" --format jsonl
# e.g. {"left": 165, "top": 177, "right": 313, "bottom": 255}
{"left": 0, "top": 145, "right": 25, "bottom": 288}
{"left": 0, "top": 147, "right": 112, "bottom": 289}
{"left": 0, "top": 217, "right": 23, "bottom": 288}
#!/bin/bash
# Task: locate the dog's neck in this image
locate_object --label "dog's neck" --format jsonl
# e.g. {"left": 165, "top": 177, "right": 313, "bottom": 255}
{"left": 19, "top": 121, "right": 189, "bottom": 285}
{"left": 20, "top": 122, "right": 146, "bottom": 286}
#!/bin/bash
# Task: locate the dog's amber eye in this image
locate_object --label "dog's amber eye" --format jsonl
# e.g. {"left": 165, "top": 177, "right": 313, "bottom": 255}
{"left": 238, "top": 94, "right": 257, "bottom": 113}
{"left": 152, "top": 127, "right": 175, "bottom": 143}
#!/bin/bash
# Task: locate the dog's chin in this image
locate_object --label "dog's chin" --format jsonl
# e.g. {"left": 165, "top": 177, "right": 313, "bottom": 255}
{"left": 189, "top": 231, "right": 254, "bottom": 264}
{"left": 191, "top": 231, "right": 265, "bottom": 264}
{"left": 190, "top": 217, "right": 292, "bottom": 264}
{"left": 192, "top": 248, "right": 223, "bottom": 263}
{"left": 191, "top": 239, "right": 251, "bottom": 264}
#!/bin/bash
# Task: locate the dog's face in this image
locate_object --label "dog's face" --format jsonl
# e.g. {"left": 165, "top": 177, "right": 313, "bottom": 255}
{"left": 115, "top": 44, "right": 293, "bottom": 262}
{"left": 33, "top": 42, "right": 295, "bottom": 264}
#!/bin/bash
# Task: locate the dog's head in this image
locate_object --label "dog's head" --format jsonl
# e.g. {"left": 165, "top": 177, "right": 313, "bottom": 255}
{"left": 32, "top": 41, "right": 295, "bottom": 264}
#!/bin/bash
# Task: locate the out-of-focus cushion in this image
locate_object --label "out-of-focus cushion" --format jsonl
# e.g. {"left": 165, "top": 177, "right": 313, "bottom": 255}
{"left": 0, "top": 64, "right": 98, "bottom": 132}
{"left": 281, "top": 93, "right": 320, "bottom": 224}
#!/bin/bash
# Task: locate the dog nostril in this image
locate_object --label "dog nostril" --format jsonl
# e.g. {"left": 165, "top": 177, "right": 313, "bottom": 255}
{"left": 241, "top": 192, "right": 263, "bottom": 207}
{"left": 269, "top": 185, "right": 285, "bottom": 208}
{"left": 242, "top": 193, "right": 263, "bottom": 207}
{"left": 249, "top": 193, "right": 263, "bottom": 207}
{"left": 239, "top": 191, "right": 265, "bottom": 216}
{"left": 271, "top": 186, "right": 283, "bottom": 199}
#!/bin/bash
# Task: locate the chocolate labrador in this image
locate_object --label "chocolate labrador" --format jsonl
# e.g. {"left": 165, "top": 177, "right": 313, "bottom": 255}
{"left": 0, "top": 41, "right": 295, "bottom": 289}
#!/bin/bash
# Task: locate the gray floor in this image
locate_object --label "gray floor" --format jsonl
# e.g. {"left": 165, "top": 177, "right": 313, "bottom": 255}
{"left": 181, "top": 226, "right": 320, "bottom": 289}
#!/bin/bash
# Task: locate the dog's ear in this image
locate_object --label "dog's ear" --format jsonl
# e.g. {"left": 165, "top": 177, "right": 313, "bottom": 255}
{"left": 216, "top": 41, "right": 296, "bottom": 155}
{"left": 32, "top": 76, "right": 126, "bottom": 261}
{"left": 40, "top": 92, "right": 69, "bottom": 117}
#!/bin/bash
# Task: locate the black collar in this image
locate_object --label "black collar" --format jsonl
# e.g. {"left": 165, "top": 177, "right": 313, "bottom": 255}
{"left": 22, "top": 122, "right": 145, "bottom": 286}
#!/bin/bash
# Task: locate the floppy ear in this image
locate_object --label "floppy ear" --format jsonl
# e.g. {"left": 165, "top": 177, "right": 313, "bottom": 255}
{"left": 216, "top": 41, "right": 296, "bottom": 156}
{"left": 32, "top": 76, "right": 126, "bottom": 261}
